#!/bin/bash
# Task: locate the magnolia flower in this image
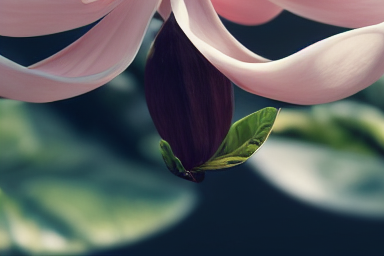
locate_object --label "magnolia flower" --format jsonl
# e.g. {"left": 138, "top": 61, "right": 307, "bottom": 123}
{"left": 1, "top": 0, "right": 384, "bottom": 104}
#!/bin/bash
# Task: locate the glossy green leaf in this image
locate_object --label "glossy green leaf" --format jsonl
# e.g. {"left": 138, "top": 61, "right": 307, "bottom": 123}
{"left": 159, "top": 107, "right": 278, "bottom": 180}
{"left": 196, "top": 107, "right": 279, "bottom": 171}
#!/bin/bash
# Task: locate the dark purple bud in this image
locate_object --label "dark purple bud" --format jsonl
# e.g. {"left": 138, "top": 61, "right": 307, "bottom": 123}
{"left": 145, "top": 14, "right": 234, "bottom": 173}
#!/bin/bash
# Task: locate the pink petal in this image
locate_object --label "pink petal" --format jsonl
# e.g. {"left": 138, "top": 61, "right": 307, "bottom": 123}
{"left": 210, "top": 0, "right": 283, "bottom": 25}
{"left": 0, "top": 0, "right": 160, "bottom": 103}
{"left": 0, "top": 0, "right": 124, "bottom": 37}
{"left": 82, "top": 0, "right": 100, "bottom": 3}
{"left": 270, "top": 0, "right": 384, "bottom": 28}
{"left": 158, "top": 0, "right": 172, "bottom": 20}
{"left": 171, "top": 0, "right": 384, "bottom": 105}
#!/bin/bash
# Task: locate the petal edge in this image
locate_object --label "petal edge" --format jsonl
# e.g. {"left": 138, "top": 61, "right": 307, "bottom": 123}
{"left": 0, "top": 0, "right": 124, "bottom": 37}
{"left": 172, "top": 0, "right": 384, "bottom": 105}
{"left": 270, "top": 0, "right": 384, "bottom": 28}
{"left": 0, "top": 0, "right": 160, "bottom": 102}
{"left": 211, "top": 0, "right": 283, "bottom": 25}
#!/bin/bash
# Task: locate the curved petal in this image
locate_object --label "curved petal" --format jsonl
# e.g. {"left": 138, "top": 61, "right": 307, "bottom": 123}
{"left": 172, "top": 1, "right": 269, "bottom": 64}
{"left": 171, "top": 0, "right": 384, "bottom": 105}
{"left": 158, "top": 0, "right": 172, "bottom": 21}
{"left": 0, "top": 0, "right": 160, "bottom": 103}
{"left": 0, "top": 0, "right": 124, "bottom": 37}
{"left": 269, "top": 0, "right": 384, "bottom": 28}
{"left": 210, "top": 0, "right": 283, "bottom": 25}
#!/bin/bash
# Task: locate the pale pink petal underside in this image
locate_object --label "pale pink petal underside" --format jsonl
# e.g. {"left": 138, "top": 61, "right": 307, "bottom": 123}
{"left": 270, "top": 0, "right": 384, "bottom": 28}
{"left": 210, "top": 0, "right": 283, "bottom": 25}
{"left": 172, "top": 0, "right": 384, "bottom": 105}
{"left": 0, "top": 0, "right": 124, "bottom": 37}
{"left": 173, "top": 0, "right": 270, "bottom": 64}
{"left": 82, "top": 0, "right": 100, "bottom": 3}
{"left": 158, "top": 0, "right": 172, "bottom": 20}
{"left": 0, "top": 0, "right": 160, "bottom": 102}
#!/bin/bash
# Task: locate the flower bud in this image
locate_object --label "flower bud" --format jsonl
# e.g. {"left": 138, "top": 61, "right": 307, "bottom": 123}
{"left": 145, "top": 14, "right": 234, "bottom": 182}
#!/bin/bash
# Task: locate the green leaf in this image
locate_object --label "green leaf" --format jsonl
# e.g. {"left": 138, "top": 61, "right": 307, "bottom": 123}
{"left": 160, "top": 140, "right": 186, "bottom": 176}
{"left": 159, "top": 140, "right": 205, "bottom": 183}
{"left": 158, "top": 107, "right": 278, "bottom": 181}
{"left": 195, "top": 107, "right": 279, "bottom": 171}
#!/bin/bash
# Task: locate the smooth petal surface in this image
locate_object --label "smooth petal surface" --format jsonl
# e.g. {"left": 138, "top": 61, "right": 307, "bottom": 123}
{"left": 0, "top": 0, "right": 160, "bottom": 102}
{"left": 270, "top": 0, "right": 384, "bottom": 28}
{"left": 172, "top": 0, "right": 384, "bottom": 105}
{"left": 158, "top": 0, "right": 172, "bottom": 20}
{"left": 172, "top": 0, "right": 269, "bottom": 64}
{"left": 211, "top": 0, "right": 283, "bottom": 25}
{"left": 0, "top": 0, "right": 124, "bottom": 37}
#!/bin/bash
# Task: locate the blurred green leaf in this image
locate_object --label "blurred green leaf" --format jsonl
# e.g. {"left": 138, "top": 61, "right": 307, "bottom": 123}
{"left": 359, "top": 75, "right": 384, "bottom": 109}
{"left": 0, "top": 100, "right": 197, "bottom": 256}
{"left": 249, "top": 101, "right": 384, "bottom": 218}
{"left": 273, "top": 102, "right": 384, "bottom": 155}
{"left": 251, "top": 138, "right": 384, "bottom": 218}
{"left": 0, "top": 100, "right": 40, "bottom": 167}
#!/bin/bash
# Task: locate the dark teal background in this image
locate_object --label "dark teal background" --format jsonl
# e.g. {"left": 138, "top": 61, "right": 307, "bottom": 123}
{"left": 1, "top": 10, "right": 383, "bottom": 256}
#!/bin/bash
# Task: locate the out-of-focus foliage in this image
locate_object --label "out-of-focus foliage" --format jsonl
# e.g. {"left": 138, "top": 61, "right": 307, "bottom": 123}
{"left": 273, "top": 101, "right": 384, "bottom": 155}
{"left": 360, "top": 76, "right": 384, "bottom": 110}
{"left": 249, "top": 101, "right": 384, "bottom": 218}
{"left": 0, "top": 100, "right": 197, "bottom": 256}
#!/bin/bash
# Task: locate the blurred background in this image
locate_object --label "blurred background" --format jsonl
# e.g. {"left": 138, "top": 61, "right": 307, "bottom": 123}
{"left": 1, "top": 7, "right": 384, "bottom": 256}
